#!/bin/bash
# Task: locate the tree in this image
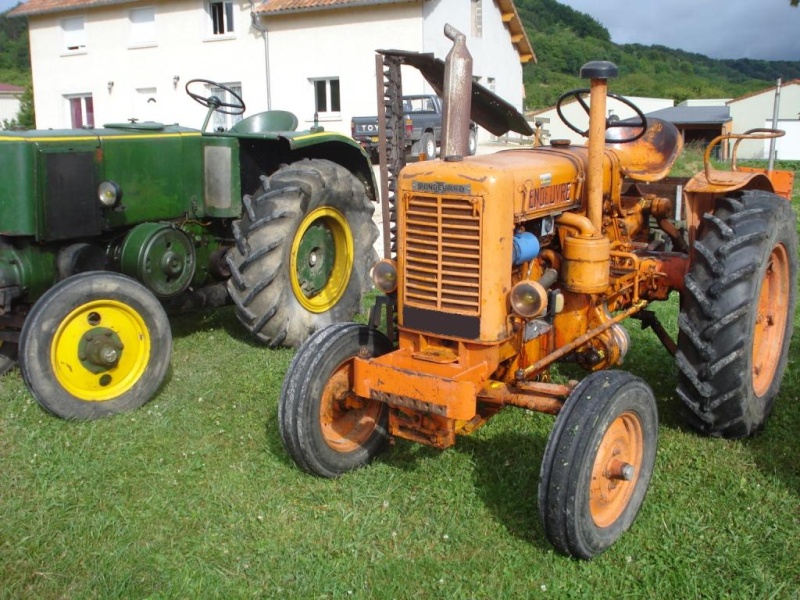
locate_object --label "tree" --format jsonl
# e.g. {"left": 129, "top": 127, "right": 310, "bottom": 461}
{"left": 2, "top": 82, "right": 34, "bottom": 130}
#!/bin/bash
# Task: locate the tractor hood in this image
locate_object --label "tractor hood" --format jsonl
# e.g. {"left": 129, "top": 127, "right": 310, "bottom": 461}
{"left": 399, "top": 148, "right": 585, "bottom": 223}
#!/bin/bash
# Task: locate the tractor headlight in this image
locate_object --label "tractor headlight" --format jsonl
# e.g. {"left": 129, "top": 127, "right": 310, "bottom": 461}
{"left": 98, "top": 181, "right": 122, "bottom": 207}
{"left": 510, "top": 280, "right": 548, "bottom": 318}
{"left": 371, "top": 259, "right": 398, "bottom": 294}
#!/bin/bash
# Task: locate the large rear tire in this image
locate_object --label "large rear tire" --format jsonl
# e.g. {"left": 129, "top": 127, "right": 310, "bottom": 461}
{"left": 226, "top": 159, "right": 379, "bottom": 348}
{"left": 18, "top": 272, "right": 172, "bottom": 420}
{"left": 676, "top": 191, "right": 797, "bottom": 438}
{"left": 279, "top": 323, "right": 392, "bottom": 478}
{"left": 538, "top": 371, "right": 658, "bottom": 559}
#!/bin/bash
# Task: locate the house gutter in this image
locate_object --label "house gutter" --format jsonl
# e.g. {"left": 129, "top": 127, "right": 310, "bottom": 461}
{"left": 768, "top": 77, "right": 781, "bottom": 172}
{"left": 249, "top": 2, "right": 272, "bottom": 111}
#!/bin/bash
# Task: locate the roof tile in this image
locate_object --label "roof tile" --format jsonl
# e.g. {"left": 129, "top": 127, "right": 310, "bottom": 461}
{"left": 0, "top": 83, "right": 26, "bottom": 92}
{"left": 9, "top": 0, "right": 138, "bottom": 17}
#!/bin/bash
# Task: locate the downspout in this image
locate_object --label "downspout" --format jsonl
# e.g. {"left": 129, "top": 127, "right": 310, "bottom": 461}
{"left": 249, "top": 2, "right": 272, "bottom": 111}
{"left": 767, "top": 77, "right": 782, "bottom": 173}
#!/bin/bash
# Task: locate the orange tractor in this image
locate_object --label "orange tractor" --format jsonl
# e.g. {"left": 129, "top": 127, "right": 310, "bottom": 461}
{"left": 279, "top": 27, "right": 798, "bottom": 558}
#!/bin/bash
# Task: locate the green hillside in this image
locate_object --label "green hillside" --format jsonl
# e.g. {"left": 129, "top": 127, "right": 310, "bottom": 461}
{"left": 0, "top": 6, "right": 29, "bottom": 87}
{"left": 518, "top": 0, "right": 800, "bottom": 110}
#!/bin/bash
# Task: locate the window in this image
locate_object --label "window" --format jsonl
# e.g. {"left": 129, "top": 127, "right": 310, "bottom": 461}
{"left": 68, "top": 95, "right": 94, "bottom": 128}
{"left": 130, "top": 7, "right": 156, "bottom": 47}
{"left": 471, "top": 0, "right": 483, "bottom": 38}
{"left": 209, "top": 83, "right": 243, "bottom": 131}
{"left": 406, "top": 97, "right": 435, "bottom": 113}
{"left": 208, "top": 0, "right": 234, "bottom": 36}
{"left": 312, "top": 78, "right": 340, "bottom": 115}
{"left": 62, "top": 16, "right": 86, "bottom": 52}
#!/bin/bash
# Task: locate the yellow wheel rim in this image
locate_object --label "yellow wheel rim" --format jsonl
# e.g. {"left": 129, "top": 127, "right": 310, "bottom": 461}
{"left": 51, "top": 299, "right": 152, "bottom": 401}
{"left": 290, "top": 207, "right": 354, "bottom": 313}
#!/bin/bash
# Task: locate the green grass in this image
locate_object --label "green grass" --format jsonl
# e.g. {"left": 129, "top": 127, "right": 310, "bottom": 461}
{"left": 1, "top": 154, "right": 799, "bottom": 598}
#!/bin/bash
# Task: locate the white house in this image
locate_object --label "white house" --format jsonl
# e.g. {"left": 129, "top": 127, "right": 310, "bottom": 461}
{"left": 727, "top": 79, "right": 800, "bottom": 159}
{"left": 0, "top": 83, "right": 24, "bottom": 127}
{"left": 10, "top": 0, "right": 534, "bottom": 139}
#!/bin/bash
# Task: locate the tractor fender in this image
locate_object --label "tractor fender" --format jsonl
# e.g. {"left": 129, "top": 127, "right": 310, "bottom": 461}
{"left": 684, "top": 169, "right": 774, "bottom": 196}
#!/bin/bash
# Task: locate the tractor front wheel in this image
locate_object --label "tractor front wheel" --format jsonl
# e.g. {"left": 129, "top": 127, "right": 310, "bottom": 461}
{"left": 226, "top": 159, "right": 378, "bottom": 348}
{"left": 676, "top": 191, "right": 797, "bottom": 438}
{"left": 538, "top": 371, "right": 658, "bottom": 559}
{"left": 279, "top": 323, "right": 393, "bottom": 478}
{"left": 19, "top": 272, "right": 172, "bottom": 420}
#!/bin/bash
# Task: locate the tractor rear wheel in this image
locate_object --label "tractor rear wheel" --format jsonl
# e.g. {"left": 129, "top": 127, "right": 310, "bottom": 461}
{"left": 279, "top": 323, "right": 392, "bottom": 478}
{"left": 226, "top": 159, "right": 378, "bottom": 348}
{"left": 19, "top": 272, "right": 172, "bottom": 420}
{"left": 676, "top": 191, "right": 797, "bottom": 438}
{"left": 538, "top": 371, "right": 658, "bottom": 559}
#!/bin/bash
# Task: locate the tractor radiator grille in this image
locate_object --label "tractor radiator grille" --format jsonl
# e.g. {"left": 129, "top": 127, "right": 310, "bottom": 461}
{"left": 403, "top": 194, "right": 482, "bottom": 315}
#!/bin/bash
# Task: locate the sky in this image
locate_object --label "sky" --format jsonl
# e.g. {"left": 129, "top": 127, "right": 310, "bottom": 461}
{"left": 557, "top": 0, "right": 800, "bottom": 61}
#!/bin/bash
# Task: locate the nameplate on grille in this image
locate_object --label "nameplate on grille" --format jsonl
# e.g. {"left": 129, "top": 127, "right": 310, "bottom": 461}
{"left": 411, "top": 181, "right": 472, "bottom": 195}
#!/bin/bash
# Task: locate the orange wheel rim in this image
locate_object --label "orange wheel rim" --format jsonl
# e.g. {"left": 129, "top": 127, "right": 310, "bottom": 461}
{"left": 590, "top": 411, "right": 644, "bottom": 528}
{"left": 752, "top": 243, "right": 790, "bottom": 397}
{"left": 319, "top": 359, "right": 382, "bottom": 453}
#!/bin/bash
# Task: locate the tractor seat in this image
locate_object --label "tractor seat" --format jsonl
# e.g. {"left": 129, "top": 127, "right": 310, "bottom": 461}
{"left": 606, "top": 118, "right": 683, "bottom": 182}
{"left": 230, "top": 110, "right": 299, "bottom": 134}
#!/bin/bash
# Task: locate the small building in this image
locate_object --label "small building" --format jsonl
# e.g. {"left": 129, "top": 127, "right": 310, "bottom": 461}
{"left": 727, "top": 79, "right": 800, "bottom": 160}
{"left": 526, "top": 95, "right": 674, "bottom": 147}
{"left": 9, "top": 0, "right": 534, "bottom": 140}
{"left": 643, "top": 105, "right": 732, "bottom": 158}
{"left": 0, "top": 83, "right": 25, "bottom": 127}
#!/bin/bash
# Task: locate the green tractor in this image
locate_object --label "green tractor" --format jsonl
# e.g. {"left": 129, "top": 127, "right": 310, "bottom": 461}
{"left": 0, "top": 79, "right": 379, "bottom": 420}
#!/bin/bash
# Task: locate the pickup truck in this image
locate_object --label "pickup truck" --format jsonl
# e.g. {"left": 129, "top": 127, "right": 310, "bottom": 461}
{"left": 351, "top": 94, "right": 477, "bottom": 160}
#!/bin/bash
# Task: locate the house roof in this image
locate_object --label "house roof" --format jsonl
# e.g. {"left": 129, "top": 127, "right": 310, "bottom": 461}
{"left": 257, "top": 0, "right": 535, "bottom": 64}
{"left": 257, "top": 0, "right": 418, "bottom": 13}
{"left": 645, "top": 105, "right": 731, "bottom": 125}
{"left": 8, "top": 0, "right": 137, "bottom": 17}
{"left": 727, "top": 79, "right": 800, "bottom": 105}
{"left": 0, "top": 84, "right": 25, "bottom": 93}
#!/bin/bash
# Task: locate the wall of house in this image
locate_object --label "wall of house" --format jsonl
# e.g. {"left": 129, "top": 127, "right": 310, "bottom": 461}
{"left": 26, "top": 0, "right": 528, "bottom": 139}
{"left": 262, "top": 4, "right": 428, "bottom": 135}
{"left": 27, "top": 0, "right": 270, "bottom": 129}
{"left": 728, "top": 83, "right": 800, "bottom": 159}
{"left": 763, "top": 119, "right": 800, "bottom": 160}
{"left": 0, "top": 94, "right": 22, "bottom": 126}
{"left": 422, "top": 0, "right": 526, "bottom": 142}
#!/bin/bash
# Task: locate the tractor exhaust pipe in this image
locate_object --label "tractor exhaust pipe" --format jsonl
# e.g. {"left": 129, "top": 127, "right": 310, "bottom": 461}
{"left": 441, "top": 24, "right": 473, "bottom": 160}
{"left": 580, "top": 61, "right": 618, "bottom": 231}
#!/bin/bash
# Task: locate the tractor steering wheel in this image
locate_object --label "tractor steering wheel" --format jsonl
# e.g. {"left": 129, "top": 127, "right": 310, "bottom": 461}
{"left": 556, "top": 89, "right": 647, "bottom": 144}
{"left": 185, "top": 79, "right": 246, "bottom": 116}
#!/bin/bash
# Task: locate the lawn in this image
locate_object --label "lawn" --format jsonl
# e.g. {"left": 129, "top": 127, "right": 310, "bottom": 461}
{"left": 0, "top": 152, "right": 798, "bottom": 599}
